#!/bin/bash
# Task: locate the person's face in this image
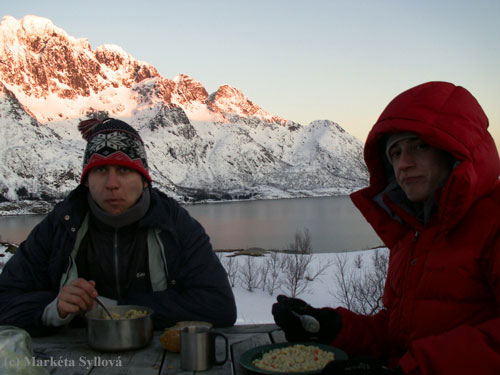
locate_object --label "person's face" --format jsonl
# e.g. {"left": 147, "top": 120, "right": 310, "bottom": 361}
{"left": 388, "top": 138, "right": 453, "bottom": 202}
{"left": 85, "top": 165, "right": 147, "bottom": 215}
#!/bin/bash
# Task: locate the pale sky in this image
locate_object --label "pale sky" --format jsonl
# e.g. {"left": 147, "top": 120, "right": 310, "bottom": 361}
{"left": 2, "top": 0, "right": 500, "bottom": 147}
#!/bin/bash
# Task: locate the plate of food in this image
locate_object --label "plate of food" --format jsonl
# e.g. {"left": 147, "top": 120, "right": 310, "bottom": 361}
{"left": 239, "top": 342, "right": 347, "bottom": 374}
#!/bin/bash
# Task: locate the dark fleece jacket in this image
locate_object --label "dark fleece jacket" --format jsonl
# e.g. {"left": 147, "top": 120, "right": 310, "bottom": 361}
{"left": 0, "top": 185, "right": 237, "bottom": 335}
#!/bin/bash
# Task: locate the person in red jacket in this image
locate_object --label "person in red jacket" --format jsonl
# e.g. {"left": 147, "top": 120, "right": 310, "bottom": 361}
{"left": 272, "top": 81, "right": 500, "bottom": 374}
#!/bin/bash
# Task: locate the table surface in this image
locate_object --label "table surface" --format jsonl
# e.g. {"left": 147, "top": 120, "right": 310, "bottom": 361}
{"left": 30, "top": 323, "right": 287, "bottom": 374}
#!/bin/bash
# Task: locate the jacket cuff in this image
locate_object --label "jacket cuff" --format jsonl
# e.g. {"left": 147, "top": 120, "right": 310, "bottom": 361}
{"left": 398, "top": 351, "right": 420, "bottom": 374}
{"left": 41, "top": 297, "right": 76, "bottom": 327}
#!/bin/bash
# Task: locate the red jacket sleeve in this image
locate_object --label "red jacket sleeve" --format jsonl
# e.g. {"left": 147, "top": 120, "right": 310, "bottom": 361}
{"left": 331, "top": 307, "right": 391, "bottom": 359}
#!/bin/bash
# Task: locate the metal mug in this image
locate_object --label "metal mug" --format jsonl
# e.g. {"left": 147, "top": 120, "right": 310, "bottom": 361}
{"left": 180, "top": 325, "right": 229, "bottom": 371}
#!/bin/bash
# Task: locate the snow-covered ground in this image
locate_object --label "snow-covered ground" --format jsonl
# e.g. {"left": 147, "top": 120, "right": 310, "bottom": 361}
{"left": 0, "top": 243, "right": 14, "bottom": 272}
{"left": 226, "top": 249, "right": 387, "bottom": 324}
{"left": 0, "top": 244, "right": 387, "bottom": 324}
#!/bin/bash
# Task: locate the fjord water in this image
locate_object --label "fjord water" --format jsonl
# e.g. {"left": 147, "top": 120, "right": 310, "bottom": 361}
{"left": 0, "top": 196, "right": 382, "bottom": 253}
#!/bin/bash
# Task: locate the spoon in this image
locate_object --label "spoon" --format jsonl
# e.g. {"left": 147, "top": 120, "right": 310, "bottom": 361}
{"left": 292, "top": 311, "right": 320, "bottom": 333}
{"left": 95, "top": 297, "right": 114, "bottom": 320}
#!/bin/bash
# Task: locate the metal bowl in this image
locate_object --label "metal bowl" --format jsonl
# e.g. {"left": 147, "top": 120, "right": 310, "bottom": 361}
{"left": 85, "top": 305, "right": 154, "bottom": 352}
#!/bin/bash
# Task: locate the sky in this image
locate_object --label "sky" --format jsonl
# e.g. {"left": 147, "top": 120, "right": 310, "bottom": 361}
{"left": 2, "top": 1, "right": 500, "bottom": 146}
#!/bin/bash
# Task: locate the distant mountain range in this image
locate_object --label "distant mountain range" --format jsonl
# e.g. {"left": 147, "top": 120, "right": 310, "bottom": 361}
{"left": 0, "top": 15, "right": 368, "bottom": 214}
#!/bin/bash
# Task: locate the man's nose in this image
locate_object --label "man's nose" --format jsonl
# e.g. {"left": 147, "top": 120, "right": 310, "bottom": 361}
{"left": 397, "top": 149, "right": 414, "bottom": 170}
{"left": 105, "top": 169, "right": 120, "bottom": 188}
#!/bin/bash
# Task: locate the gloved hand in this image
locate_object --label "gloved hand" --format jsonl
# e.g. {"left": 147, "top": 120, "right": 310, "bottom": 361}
{"left": 321, "top": 357, "right": 404, "bottom": 375}
{"left": 272, "top": 295, "right": 341, "bottom": 343}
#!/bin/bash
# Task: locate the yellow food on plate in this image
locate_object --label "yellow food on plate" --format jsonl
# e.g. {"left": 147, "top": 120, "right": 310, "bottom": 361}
{"left": 253, "top": 344, "right": 335, "bottom": 372}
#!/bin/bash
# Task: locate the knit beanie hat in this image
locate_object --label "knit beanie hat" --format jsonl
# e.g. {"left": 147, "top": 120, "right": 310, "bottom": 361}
{"left": 78, "top": 118, "right": 152, "bottom": 184}
{"left": 385, "top": 131, "right": 418, "bottom": 164}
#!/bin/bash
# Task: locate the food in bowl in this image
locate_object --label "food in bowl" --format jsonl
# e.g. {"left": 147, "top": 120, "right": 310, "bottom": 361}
{"left": 104, "top": 309, "right": 148, "bottom": 320}
{"left": 85, "top": 305, "right": 154, "bottom": 352}
{"left": 252, "top": 344, "right": 335, "bottom": 372}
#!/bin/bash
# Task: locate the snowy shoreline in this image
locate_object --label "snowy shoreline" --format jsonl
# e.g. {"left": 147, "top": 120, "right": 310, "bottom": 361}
{"left": 0, "top": 189, "right": 363, "bottom": 217}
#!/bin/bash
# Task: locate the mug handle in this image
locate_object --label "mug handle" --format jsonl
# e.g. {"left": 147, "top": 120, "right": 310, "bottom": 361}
{"left": 212, "top": 332, "right": 229, "bottom": 365}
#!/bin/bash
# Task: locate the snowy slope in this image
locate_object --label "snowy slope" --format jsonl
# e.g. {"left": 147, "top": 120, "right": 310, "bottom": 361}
{"left": 0, "top": 15, "right": 368, "bottom": 211}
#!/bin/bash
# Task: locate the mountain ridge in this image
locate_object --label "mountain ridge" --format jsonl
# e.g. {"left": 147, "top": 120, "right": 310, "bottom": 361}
{"left": 0, "top": 15, "right": 368, "bottom": 214}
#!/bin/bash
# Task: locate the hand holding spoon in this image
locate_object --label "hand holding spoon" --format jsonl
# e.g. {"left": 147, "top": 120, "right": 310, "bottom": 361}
{"left": 292, "top": 311, "right": 320, "bottom": 333}
{"left": 95, "top": 297, "right": 114, "bottom": 320}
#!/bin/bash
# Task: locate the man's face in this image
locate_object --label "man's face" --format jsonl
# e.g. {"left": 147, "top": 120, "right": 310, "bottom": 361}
{"left": 85, "top": 165, "right": 147, "bottom": 215}
{"left": 388, "top": 138, "right": 453, "bottom": 202}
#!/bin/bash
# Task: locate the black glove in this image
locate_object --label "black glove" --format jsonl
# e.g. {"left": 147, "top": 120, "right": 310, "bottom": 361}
{"left": 322, "top": 357, "right": 403, "bottom": 375}
{"left": 272, "top": 295, "right": 341, "bottom": 343}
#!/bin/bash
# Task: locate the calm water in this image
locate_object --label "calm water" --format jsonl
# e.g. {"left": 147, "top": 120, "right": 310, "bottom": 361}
{"left": 0, "top": 196, "right": 382, "bottom": 253}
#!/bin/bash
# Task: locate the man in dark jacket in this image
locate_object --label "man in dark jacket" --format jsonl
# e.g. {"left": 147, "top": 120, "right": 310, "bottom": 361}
{"left": 0, "top": 118, "right": 237, "bottom": 335}
{"left": 272, "top": 82, "right": 500, "bottom": 374}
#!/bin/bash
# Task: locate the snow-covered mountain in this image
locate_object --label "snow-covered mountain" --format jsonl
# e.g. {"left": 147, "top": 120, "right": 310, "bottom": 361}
{"left": 0, "top": 15, "right": 368, "bottom": 211}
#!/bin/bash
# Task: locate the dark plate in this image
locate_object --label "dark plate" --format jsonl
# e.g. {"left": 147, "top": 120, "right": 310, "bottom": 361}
{"left": 239, "top": 342, "right": 348, "bottom": 375}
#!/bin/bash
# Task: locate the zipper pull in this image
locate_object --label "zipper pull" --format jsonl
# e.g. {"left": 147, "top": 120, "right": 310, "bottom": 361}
{"left": 414, "top": 231, "right": 420, "bottom": 242}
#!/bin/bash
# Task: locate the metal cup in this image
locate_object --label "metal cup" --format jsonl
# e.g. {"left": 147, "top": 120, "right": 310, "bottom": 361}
{"left": 180, "top": 325, "right": 228, "bottom": 371}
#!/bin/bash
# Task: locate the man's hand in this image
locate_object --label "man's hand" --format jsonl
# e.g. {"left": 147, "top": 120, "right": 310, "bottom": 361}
{"left": 57, "top": 278, "right": 98, "bottom": 318}
{"left": 272, "top": 295, "right": 341, "bottom": 343}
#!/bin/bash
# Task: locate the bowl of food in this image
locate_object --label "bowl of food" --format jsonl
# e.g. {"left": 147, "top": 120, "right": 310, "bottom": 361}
{"left": 85, "top": 305, "right": 154, "bottom": 352}
{"left": 240, "top": 342, "right": 347, "bottom": 374}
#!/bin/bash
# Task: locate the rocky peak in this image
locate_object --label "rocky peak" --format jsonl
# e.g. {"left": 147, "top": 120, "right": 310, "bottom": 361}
{"left": 0, "top": 15, "right": 159, "bottom": 101}
{"left": 208, "top": 85, "right": 256, "bottom": 114}
{"left": 95, "top": 44, "right": 132, "bottom": 70}
{"left": 172, "top": 74, "right": 208, "bottom": 104}
{"left": 1, "top": 15, "right": 101, "bottom": 98}
{"left": 0, "top": 15, "right": 290, "bottom": 126}
{"left": 95, "top": 44, "right": 159, "bottom": 85}
{"left": 208, "top": 84, "right": 286, "bottom": 124}
{"left": 3, "top": 15, "right": 70, "bottom": 46}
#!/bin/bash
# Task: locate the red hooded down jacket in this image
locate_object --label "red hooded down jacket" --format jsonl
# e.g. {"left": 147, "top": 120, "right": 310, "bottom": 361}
{"left": 332, "top": 82, "right": 500, "bottom": 374}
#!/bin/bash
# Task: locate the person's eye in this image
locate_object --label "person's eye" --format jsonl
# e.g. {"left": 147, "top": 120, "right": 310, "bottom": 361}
{"left": 389, "top": 150, "right": 401, "bottom": 161}
{"left": 119, "top": 167, "right": 131, "bottom": 173}
{"left": 414, "top": 143, "right": 430, "bottom": 152}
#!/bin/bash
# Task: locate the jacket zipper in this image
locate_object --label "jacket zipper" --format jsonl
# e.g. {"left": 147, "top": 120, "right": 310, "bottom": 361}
{"left": 113, "top": 230, "right": 121, "bottom": 299}
{"left": 397, "top": 230, "right": 420, "bottom": 337}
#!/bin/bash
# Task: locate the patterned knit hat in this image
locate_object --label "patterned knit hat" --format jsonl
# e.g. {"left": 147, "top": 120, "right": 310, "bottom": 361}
{"left": 78, "top": 118, "right": 152, "bottom": 183}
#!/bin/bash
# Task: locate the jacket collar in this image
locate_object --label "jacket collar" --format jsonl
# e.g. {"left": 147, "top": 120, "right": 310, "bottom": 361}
{"left": 59, "top": 185, "right": 176, "bottom": 234}
{"left": 88, "top": 188, "right": 151, "bottom": 229}
{"left": 137, "top": 186, "right": 176, "bottom": 232}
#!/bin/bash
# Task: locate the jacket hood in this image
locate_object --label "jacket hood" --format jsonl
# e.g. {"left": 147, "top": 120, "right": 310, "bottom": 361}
{"left": 351, "top": 81, "right": 500, "bottom": 245}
